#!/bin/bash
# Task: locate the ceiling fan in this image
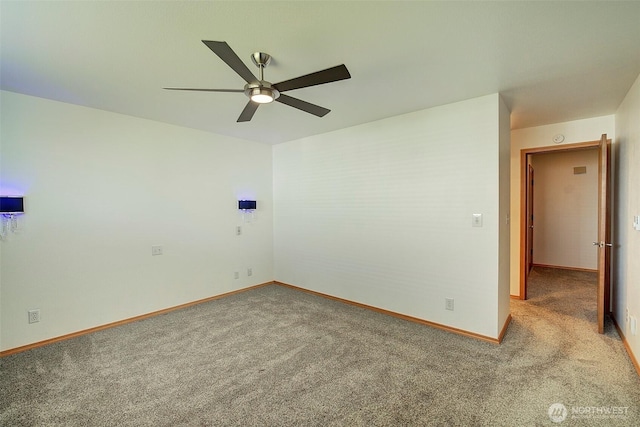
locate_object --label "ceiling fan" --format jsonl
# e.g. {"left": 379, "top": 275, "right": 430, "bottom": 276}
{"left": 164, "top": 41, "right": 351, "bottom": 122}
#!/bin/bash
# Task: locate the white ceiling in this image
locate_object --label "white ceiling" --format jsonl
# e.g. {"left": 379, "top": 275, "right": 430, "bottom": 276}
{"left": 1, "top": 1, "right": 639, "bottom": 145}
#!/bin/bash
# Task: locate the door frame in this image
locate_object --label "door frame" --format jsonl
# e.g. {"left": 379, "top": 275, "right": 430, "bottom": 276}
{"left": 519, "top": 140, "right": 601, "bottom": 299}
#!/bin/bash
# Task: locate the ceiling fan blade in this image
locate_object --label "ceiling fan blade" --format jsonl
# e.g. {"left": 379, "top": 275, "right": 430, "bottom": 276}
{"left": 202, "top": 40, "right": 258, "bottom": 84}
{"left": 237, "top": 101, "right": 259, "bottom": 122}
{"left": 164, "top": 87, "right": 244, "bottom": 93}
{"left": 276, "top": 94, "right": 330, "bottom": 117}
{"left": 273, "top": 64, "right": 351, "bottom": 93}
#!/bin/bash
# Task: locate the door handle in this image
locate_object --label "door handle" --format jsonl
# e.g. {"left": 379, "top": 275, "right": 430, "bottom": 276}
{"left": 593, "top": 241, "right": 613, "bottom": 247}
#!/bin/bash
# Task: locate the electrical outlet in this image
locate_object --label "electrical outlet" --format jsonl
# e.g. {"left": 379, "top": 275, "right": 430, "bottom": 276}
{"left": 28, "top": 309, "right": 40, "bottom": 324}
{"left": 151, "top": 245, "right": 163, "bottom": 256}
{"left": 234, "top": 271, "right": 239, "bottom": 280}
{"left": 236, "top": 226, "right": 242, "bottom": 236}
{"left": 247, "top": 268, "right": 252, "bottom": 277}
{"left": 445, "top": 298, "right": 454, "bottom": 311}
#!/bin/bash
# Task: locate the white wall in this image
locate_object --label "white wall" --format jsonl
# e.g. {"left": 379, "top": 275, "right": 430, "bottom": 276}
{"left": 530, "top": 149, "right": 598, "bottom": 270}
{"left": 510, "top": 115, "right": 615, "bottom": 295}
{"left": 0, "top": 91, "right": 273, "bottom": 351}
{"left": 273, "top": 94, "right": 510, "bottom": 339}
{"left": 614, "top": 73, "right": 640, "bottom": 366}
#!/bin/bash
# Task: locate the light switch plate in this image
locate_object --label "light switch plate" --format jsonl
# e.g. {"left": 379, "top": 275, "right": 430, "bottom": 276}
{"left": 472, "top": 213, "right": 483, "bottom": 227}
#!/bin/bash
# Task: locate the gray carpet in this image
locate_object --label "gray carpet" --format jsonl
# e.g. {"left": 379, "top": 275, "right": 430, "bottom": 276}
{"left": 1, "top": 267, "right": 639, "bottom": 426}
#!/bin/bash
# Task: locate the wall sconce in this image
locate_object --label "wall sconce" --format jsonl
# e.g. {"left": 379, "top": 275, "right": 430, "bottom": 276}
{"left": 238, "top": 200, "right": 257, "bottom": 211}
{"left": 0, "top": 196, "right": 25, "bottom": 239}
{"left": 238, "top": 200, "right": 257, "bottom": 224}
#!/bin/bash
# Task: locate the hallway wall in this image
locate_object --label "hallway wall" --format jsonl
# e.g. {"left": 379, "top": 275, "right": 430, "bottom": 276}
{"left": 530, "top": 149, "right": 598, "bottom": 270}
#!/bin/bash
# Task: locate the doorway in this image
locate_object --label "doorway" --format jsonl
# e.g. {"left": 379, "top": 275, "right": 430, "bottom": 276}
{"left": 519, "top": 137, "right": 611, "bottom": 332}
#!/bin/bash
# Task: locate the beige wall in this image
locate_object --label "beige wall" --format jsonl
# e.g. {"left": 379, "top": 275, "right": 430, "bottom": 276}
{"left": 614, "top": 72, "right": 640, "bottom": 368}
{"left": 530, "top": 149, "right": 598, "bottom": 270}
{"left": 510, "top": 115, "right": 615, "bottom": 296}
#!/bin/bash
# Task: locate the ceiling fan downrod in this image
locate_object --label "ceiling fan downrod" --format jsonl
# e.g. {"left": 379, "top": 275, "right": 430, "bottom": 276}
{"left": 251, "top": 52, "right": 271, "bottom": 81}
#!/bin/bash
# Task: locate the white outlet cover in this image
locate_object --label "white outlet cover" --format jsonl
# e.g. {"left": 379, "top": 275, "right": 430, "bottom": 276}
{"left": 445, "top": 298, "right": 454, "bottom": 311}
{"left": 28, "top": 309, "right": 40, "bottom": 324}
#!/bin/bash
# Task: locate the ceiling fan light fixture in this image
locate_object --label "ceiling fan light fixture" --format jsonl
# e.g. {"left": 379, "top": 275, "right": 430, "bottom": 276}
{"left": 250, "top": 87, "right": 275, "bottom": 104}
{"left": 245, "top": 82, "right": 280, "bottom": 104}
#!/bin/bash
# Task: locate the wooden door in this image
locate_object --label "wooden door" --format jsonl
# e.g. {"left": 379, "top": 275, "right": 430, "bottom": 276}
{"left": 526, "top": 164, "right": 534, "bottom": 277}
{"left": 596, "top": 134, "right": 611, "bottom": 334}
